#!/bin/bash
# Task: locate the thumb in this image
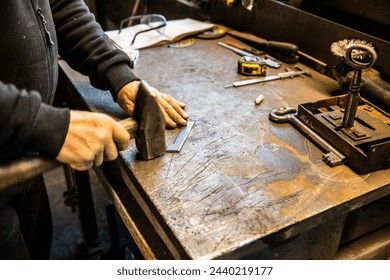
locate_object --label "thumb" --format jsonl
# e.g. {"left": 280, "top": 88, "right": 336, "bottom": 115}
{"left": 117, "top": 81, "right": 141, "bottom": 116}
{"left": 112, "top": 120, "right": 131, "bottom": 151}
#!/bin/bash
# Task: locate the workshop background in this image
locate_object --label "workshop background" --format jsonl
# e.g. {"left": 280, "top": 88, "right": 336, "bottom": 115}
{"left": 46, "top": 0, "right": 389, "bottom": 260}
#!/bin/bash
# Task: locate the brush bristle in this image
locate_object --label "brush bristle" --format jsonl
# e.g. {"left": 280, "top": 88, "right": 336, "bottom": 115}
{"left": 330, "top": 39, "right": 374, "bottom": 57}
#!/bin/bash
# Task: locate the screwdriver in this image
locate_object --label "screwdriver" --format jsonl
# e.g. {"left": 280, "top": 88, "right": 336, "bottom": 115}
{"left": 227, "top": 29, "right": 299, "bottom": 63}
{"left": 266, "top": 41, "right": 299, "bottom": 57}
{"left": 218, "top": 41, "right": 281, "bottom": 68}
{"left": 224, "top": 40, "right": 265, "bottom": 56}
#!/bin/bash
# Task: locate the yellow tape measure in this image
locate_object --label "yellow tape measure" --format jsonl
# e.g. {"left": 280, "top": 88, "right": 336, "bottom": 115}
{"left": 238, "top": 56, "right": 267, "bottom": 76}
{"left": 226, "top": 0, "right": 238, "bottom": 6}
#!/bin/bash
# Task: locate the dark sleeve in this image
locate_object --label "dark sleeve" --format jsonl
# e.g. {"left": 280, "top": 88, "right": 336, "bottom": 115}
{"left": 50, "top": 0, "right": 139, "bottom": 99}
{"left": 0, "top": 82, "right": 70, "bottom": 162}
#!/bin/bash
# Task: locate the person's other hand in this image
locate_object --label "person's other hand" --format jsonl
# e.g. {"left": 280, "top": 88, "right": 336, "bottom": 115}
{"left": 117, "top": 81, "right": 189, "bottom": 128}
{"left": 56, "top": 110, "right": 130, "bottom": 171}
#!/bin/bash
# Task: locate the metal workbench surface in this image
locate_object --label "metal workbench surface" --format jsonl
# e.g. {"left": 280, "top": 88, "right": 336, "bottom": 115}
{"left": 59, "top": 36, "right": 390, "bottom": 260}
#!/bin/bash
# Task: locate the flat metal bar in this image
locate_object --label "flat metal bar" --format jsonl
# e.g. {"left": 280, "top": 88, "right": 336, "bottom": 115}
{"left": 225, "top": 70, "right": 310, "bottom": 88}
{"left": 167, "top": 121, "right": 194, "bottom": 153}
{"left": 217, "top": 41, "right": 254, "bottom": 57}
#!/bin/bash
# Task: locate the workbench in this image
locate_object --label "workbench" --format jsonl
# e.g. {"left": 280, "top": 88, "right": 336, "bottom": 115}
{"left": 59, "top": 35, "right": 390, "bottom": 260}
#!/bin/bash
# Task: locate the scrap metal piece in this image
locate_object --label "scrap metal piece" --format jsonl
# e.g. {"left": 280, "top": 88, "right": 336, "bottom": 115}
{"left": 167, "top": 121, "right": 194, "bottom": 153}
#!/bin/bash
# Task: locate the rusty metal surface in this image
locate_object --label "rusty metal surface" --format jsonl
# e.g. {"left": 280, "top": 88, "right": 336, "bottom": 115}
{"left": 59, "top": 37, "right": 390, "bottom": 259}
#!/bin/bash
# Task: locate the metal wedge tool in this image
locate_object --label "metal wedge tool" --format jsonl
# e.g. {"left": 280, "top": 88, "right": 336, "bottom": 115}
{"left": 132, "top": 80, "right": 166, "bottom": 160}
{"left": 167, "top": 121, "right": 194, "bottom": 153}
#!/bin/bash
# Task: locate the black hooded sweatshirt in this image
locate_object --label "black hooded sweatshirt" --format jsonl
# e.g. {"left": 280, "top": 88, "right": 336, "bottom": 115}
{"left": 0, "top": 0, "right": 138, "bottom": 162}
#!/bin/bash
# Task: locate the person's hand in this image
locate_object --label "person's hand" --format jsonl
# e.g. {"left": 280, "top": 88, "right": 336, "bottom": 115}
{"left": 117, "top": 81, "right": 189, "bottom": 128}
{"left": 56, "top": 110, "right": 130, "bottom": 171}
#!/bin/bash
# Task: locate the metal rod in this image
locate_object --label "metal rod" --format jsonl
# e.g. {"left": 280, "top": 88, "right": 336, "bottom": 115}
{"left": 225, "top": 70, "right": 310, "bottom": 88}
{"left": 218, "top": 41, "right": 254, "bottom": 57}
{"left": 342, "top": 69, "right": 362, "bottom": 128}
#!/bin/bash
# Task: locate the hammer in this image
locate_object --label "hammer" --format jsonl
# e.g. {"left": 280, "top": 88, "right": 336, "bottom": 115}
{"left": 0, "top": 80, "right": 166, "bottom": 190}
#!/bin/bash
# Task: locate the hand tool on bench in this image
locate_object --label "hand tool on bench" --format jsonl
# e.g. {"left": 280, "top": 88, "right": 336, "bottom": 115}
{"left": 225, "top": 69, "right": 311, "bottom": 88}
{"left": 224, "top": 40, "right": 281, "bottom": 69}
{"left": 218, "top": 41, "right": 254, "bottom": 57}
{"left": 227, "top": 29, "right": 299, "bottom": 63}
{"left": 269, "top": 106, "right": 346, "bottom": 166}
{"left": 0, "top": 80, "right": 166, "bottom": 190}
{"left": 238, "top": 56, "right": 267, "bottom": 76}
{"left": 227, "top": 29, "right": 328, "bottom": 72}
{"left": 218, "top": 41, "right": 281, "bottom": 69}
{"left": 224, "top": 40, "right": 265, "bottom": 56}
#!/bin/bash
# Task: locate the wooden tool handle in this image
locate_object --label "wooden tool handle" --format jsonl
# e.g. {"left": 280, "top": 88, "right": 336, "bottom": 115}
{"left": 0, "top": 157, "right": 61, "bottom": 190}
{"left": 0, "top": 118, "right": 137, "bottom": 191}
{"left": 119, "top": 118, "right": 138, "bottom": 139}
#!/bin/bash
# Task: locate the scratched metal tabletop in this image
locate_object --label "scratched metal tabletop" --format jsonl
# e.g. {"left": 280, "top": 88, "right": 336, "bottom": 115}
{"left": 59, "top": 37, "right": 390, "bottom": 259}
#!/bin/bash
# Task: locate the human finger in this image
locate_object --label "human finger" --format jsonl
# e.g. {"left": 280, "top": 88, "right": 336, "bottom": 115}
{"left": 160, "top": 93, "right": 189, "bottom": 119}
{"left": 117, "top": 96, "right": 135, "bottom": 116}
{"left": 158, "top": 103, "right": 176, "bottom": 128}
{"left": 104, "top": 141, "right": 119, "bottom": 162}
{"left": 70, "top": 162, "right": 94, "bottom": 171}
{"left": 176, "top": 100, "right": 186, "bottom": 108}
{"left": 157, "top": 95, "right": 188, "bottom": 127}
{"left": 111, "top": 120, "right": 131, "bottom": 150}
{"left": 117, "top": 81, "right": 140, "bottom": 116}
{"left": 94, "top": 151, "right": 104, "bottom": 167}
